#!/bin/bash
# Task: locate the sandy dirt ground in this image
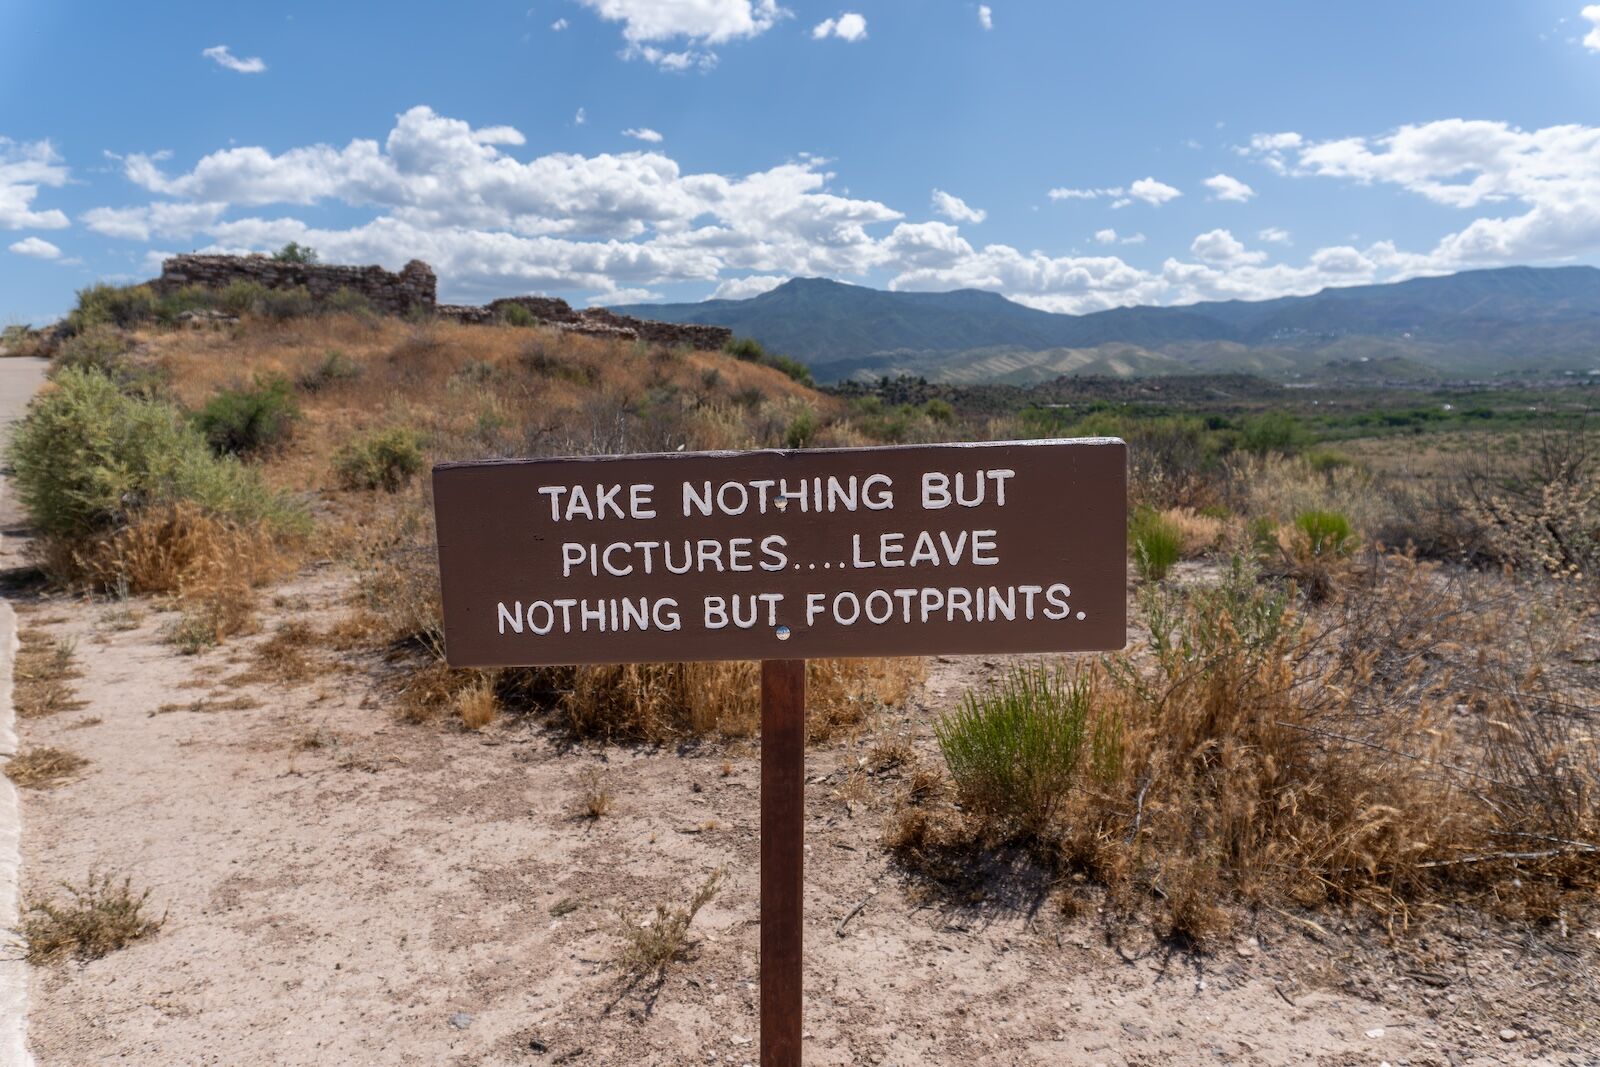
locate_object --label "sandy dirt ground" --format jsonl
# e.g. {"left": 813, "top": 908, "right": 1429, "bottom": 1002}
{"left": 4, "top": 541, "right": 1596, "bottom": 1066}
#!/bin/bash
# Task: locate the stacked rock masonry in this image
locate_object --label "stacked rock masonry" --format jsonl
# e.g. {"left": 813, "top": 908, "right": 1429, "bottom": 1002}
{"left": 151, "top": 255, "right": 733, "bottom": 350}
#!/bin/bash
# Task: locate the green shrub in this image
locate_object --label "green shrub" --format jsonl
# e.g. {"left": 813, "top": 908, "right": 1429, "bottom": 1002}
{"left": 219, "top": 280, "right": 269, "bottom": 317}
{"left": 764, "top": 353, "right": 814, "bottom": 387}
{"left": 724, "top": 336, "right": 765, "bottom": 361}
{"left": 296, "top": 349, "right": 362, "bottom": 392}
{"left": 194, "top": 375, "right": 299, "bottom": 457}
{"left": 1294, "top": 509, "right": 1354, "bottom": 557}
{"left": 51, "top": 328, "right": 130, "bottom": 379}
{"left": 1130, "top": 508, "right": 1183, "bottom": 581}
{"left": 1240, "top": 411, "right": 1307, "bottom": 454}
{"left": 260, "top": 286, "right": 315, "bottom": 321}
{"left": 499, "top": 303, "right": 537, "bottom": 327}
{"left": 153, "top": 285, "right": 221, "bottom": 324}
{"left": 935, "top": 663, "right": 1090, "bottom": 834}
{"left": 784, "top": 410, "right": 819, "bottom": 449}
{"left": 272, "top": 241, "right": 319, "bottom": 264}
{"left": 4, "top": 368, "right": 300, "bottom": 543}
{"left": 65, "top": 284, "right": 157, "bottom": 335}
{"left": 335, "top": 428, "right": 425, "bottom": 492}
{"left": 325, "top": 287, "right": 373, "bottom": 316}
{"left": 923, "top": 398, "right": 955, "bottom": 424}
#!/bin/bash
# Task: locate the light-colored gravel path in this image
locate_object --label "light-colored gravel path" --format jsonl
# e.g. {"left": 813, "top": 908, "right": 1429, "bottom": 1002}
{"left": 0, "top": 354, "right": 49, "bottom": 1067}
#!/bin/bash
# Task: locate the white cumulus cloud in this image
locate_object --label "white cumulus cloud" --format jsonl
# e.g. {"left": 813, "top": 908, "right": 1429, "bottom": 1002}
{"left": 1127, "top": 177, "right": 1181, "bottom": 206}
{"left": 0, "top": 137, "right": 70, "bottom": 229}
{"left": 551, "top": 18, "right": 569, "bottom": 30}
{"left": 1190, "top": 228, "right": 1266, "bottom": 265}
{"left": 202, "top": 45, "right": 267, "bottom": 74}
{"left": 622, "top": 127, "right": 664, "bottom": 143}
{"left": 709, "top": 274, "right": 787, "bottom": 299}
{"left": 1246, "top": 118, "right": 1600, "bottom": 267}
{"left": 931, "top": 189, "right": 985, "bottom": 223}
{"left": 1583, "top": 5, "right": 1600, "bottom": 51}
{"left": 978, "top": 4, "right": 993, "bottom": 30}
{"left": 1093, "top": 228, "right": 1117, "bottom": 244}
{"left": 8, "top": 236, "right": 60, "bottom": 259}
{"left": 813, "top": 12, "right": 867, "bottom": 41}
{"left": 1203, "top": 173, "right": 1255, "bottom": 202}
{"left": 577, "top": 0, "right": 787, "bottom": 67}
{"left": 1258, "top": 226, "right": 1291, "bottom": 244}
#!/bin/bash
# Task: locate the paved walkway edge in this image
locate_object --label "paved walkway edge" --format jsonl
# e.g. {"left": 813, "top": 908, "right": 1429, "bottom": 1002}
{"left": 0, "top": 599, "right": 34, "bottom": 1066}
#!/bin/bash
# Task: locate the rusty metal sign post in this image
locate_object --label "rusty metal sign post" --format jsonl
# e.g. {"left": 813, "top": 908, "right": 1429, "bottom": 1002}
{"left": 433, "top": 439, "right": 1127, "bottom": 1066}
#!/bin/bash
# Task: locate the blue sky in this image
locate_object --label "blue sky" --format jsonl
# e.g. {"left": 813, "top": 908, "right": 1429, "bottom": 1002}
{"left": 4, "top": 1, "right": 1600, "bottom": 324}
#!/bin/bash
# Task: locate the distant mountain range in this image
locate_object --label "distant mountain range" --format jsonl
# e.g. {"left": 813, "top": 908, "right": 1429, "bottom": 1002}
{"left": 613, "top": 266, "right": 1600, "bottom": 383}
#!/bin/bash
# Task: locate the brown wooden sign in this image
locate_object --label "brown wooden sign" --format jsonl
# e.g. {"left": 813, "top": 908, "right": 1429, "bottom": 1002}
{"left": 432, "top": 439, "right": 1126, "bottom": 667}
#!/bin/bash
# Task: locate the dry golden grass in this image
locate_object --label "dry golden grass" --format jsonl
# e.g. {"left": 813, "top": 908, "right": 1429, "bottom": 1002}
{"left": 559, "top": 657, "right": 925, "bottom": 745}
{"left": 1158, "top": 506, "right": 1227, "bottom": 558}
{"left": 13, "top": 630, "right": 85, "bottom": 719}
{"left": 894, "top": 555, "right": 1600, "bottom": 946}
{"left": 247, "top": 621, "right": 322, "bottom": 683}
{"left": 577, "top": 766, "right": 613, "bottom": 819}
{"left": 454, "top": 679, "right": 498, "bottom": 730}
{"left": 5, "top": 746, "right": 89, "bottom": 788}
{"left": 61, "top": 503, "right": 285, "bottom": 596}
{"left": 22, "top": 872, "right": 164, "bottom": 963}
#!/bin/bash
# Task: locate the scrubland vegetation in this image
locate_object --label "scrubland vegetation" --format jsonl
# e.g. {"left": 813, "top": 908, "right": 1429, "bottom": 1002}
{"left": 5, "top": 279, "right": 1597, "bottom": 970}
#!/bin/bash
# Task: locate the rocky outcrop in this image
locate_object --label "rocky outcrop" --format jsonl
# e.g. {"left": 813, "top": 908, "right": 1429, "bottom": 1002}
{"left": 151, "top": 255, "right": 437, "bottom": 317}
{"left": 151, "top": 254, "right": 732, "bottom": 350}
{"left": 443, "top": 295, "right": 734, "bottom": 350}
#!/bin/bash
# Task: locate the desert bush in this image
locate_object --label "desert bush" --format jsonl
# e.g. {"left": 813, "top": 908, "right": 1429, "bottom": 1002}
{"left": 272, "top": 241, "right": 318, "bottom": 264}
{"left": 325, "top": 287, "right": 372, "bottom": 316}
{"left": 613, "top": 870, "right": 723, "bottom": 985}
{"left": 219, "top": 280, "right": 270, "bottom": 316}
{"left": 1228, "top": 452, "right": 1383, "bottom": 537}
{"left": 500, "top": 302, "right": 537, "bottom": 327}
{"left": 899, "top": 555, "right": 1600, "bottom": 942}
{"left": 784, "top": 409, "right": 819, "bottom": 448}
{"left": 1129, "top": 508, "right": 1182, "bottom": 580}
{"left": 1160, "top": 506, "right": 1226, "bottom": 557}
{"left": 153, "top": 284, "right": 221, "bottom": 324}
{"left": 935, "top": 663, "right": 1090, "bottom": 835}
{"left": 765, "top": 352, "right": 814, "bottom": 386}
{"left": 334, "top": 428, "right": 425, "bottom": 491}
{"left": 65, "top": 283, "right": 157, "bottom": 334}
{"left": 1460, "top": 426, "right": 1599, "bottom": 600}
{"left": 22, "top": 873, "right": 164, "bottom": 962}
{"left": 194, "top": 374, "right": 299, "bottom": 456}
{"left": 261, "top": 286, "right": 315, "bottom": 321}
{"left": 1294, "top": 509, "right": 1354, "bottom": 557}
{"left": 296, "top": 348, "right": 362, "bottom": 392}
{"left": 1239, "top": 411, "right": 1307, "bottom": 453}
{"left": 50, "top": 327, "right": 130, "bottom": 378}
{"left": 724, "top": 336, "right": 765, "bottom": 361}
{"left": 5, "top": 368, "right": 301, "bottom": 569}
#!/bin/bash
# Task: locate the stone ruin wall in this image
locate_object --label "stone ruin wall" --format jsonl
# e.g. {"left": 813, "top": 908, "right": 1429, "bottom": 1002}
{"left": 152, "top": 254, "right": 437, "bottom": 317}
{"left": 152, "top": 254, "right": 733, "bottom": 350}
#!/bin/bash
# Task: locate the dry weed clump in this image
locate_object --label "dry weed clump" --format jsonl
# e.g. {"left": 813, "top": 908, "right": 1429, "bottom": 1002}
{"left": 454, "top": 678, "right": 498, "bottom": 730}
{"left": 1160, "top": 506, "right": 1227, "bottom": 558}
{"left": 613, "top": 870, "right": 723, "bottom": 984}
{"left": 576, "top": 766, "right": 613, "bottom": 818}
{"left": 22, "top": 872, "right": 164, "bottom": 962}
{"left": 560, "top": 657, "right": 924, "bottom": 745}
{"left": 13, "top": 631, "right": 85, "bottom": 719}
{"left": 4, "top": 746, "right": 89, "bottom": 788}
{"left": 895, "top": 555, "right": 1600, "bottom": 945}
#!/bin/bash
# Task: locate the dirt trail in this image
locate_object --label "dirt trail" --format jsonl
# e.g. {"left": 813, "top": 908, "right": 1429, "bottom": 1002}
{"left": 6, "top": 566, "right": 1588, "bottom": 1065}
